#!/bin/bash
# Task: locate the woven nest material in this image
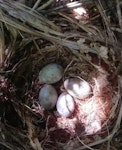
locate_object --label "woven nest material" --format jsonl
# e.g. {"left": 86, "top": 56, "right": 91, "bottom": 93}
{"left": 0, "top": 0, "right": 122, "bottom": 150}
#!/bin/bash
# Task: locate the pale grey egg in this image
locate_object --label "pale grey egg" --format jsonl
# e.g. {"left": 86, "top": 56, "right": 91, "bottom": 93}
{"left": 56, "top": 92, "right": 75, "bottom": 117}
{"left": 39, "top": 63, "right": 63, "bottom": 84}
{"left": 64, "top": 77, "right": 91, "bottom": 99}
{"left": 39, "top": 84, "right": 58, "bottom": 110}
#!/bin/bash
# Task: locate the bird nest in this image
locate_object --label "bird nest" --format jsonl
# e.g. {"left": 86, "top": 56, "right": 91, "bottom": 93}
{"left": 0, "top": 0, "right": 122, "bottom": 150}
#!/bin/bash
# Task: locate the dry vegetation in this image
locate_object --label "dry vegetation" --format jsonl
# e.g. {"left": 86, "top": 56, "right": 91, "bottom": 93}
{"left": 0, "top": 0, "right": 122, "bottom": 150}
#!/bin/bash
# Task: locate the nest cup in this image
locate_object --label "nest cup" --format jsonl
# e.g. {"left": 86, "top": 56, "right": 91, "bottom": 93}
{"left": 31, "top": 41, "right": 119, "bottom": 149}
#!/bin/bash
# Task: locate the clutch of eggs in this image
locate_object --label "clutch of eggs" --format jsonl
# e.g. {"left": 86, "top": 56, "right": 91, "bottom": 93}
{"left": 64, "top": 77, "right": 92, "bottom": 99}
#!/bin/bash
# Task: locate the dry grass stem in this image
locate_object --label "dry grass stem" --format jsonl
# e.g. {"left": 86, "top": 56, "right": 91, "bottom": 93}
{"left": 32, "top": 0, "right": 42, "bottom": 10}
{"left": 37, "top": 0, "right": 55, "bottom": 11}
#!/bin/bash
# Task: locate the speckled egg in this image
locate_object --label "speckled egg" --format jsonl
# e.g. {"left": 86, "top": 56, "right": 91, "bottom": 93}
{"left": 39, "top": 84, "right": 58, "bottom": 110}
{"left": 39, "top": 63, "right": 63, "bottom": 84}
{"left": 56, "top": 92, "right": 75, "bottom": 117}
{"left": 64, "top": 77, "right": 91, "bottom": 99}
